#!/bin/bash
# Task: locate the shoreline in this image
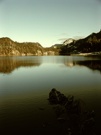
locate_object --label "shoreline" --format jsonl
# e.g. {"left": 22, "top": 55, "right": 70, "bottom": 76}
{"left": 71, "top": 52, "right": 101, "bottom": 56}
{"left": 0, "top": 52, "right": 101, "bottom": 57}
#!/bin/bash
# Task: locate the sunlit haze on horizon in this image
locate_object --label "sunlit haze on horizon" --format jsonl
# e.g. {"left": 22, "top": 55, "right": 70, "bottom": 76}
{"left": 0, "top": 0, "right": 101, "bottom": 47}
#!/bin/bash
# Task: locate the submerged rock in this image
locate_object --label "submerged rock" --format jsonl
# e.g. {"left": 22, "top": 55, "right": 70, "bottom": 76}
{"left": 49, "top": 88, "right": 68, "bottom": 105}
{"left": 48, "top": 88, "right": 96, "bottom": 135}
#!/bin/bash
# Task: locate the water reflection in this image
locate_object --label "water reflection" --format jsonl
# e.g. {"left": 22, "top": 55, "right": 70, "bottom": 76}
{"left": 76, "top": 60, "right": 101, "bottom": 73}
{"left": 0, "top": 56, "right": 101, "bottom": 74}
{"left": 0, "top": 56, "right": 42, "bottom": 74}
{"left": 0, "top": 56, "right": 101, "bottom": 134}
{"left": 63, "top": 56, "right": 101, "bottom": 73}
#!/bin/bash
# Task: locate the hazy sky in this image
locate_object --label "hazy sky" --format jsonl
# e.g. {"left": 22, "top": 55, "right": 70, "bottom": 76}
{"left": 0, "top": 0, "right": 101, "bottom": 47}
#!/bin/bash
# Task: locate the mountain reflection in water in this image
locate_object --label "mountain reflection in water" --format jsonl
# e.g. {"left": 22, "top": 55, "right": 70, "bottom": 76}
{"left": 63, "top": 56, "right": 101, "bottom": 73}
{"left": 64, "top": 60, "right": 101, "bottom": 73}
{"left": 0, "top": 56, "right": 101, "bottom": 74}
{"left": 0, "top": 56, "right": 42, "bottom": 74}
{"left": 76, "top": 60, "right": 101, "bottom": 73}
{"left": 0, "top": 56, "right": 101, "bottom": 135}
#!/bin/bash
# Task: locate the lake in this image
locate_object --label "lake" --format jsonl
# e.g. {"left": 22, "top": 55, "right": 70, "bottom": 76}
{"left": 0, "top": 56, "right": 101, "bottom": 135}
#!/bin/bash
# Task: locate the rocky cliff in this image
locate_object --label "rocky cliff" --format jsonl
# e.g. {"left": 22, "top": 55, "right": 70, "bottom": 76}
{"left": 0, "top": 37, "right": 44, "bottom": 56}
{"left": 0, "top": 37, "right": 59, "bottom": 56}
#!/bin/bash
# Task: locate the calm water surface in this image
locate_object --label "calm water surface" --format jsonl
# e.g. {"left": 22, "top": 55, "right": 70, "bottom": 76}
{"left": 0, "top": 56, "right": 101, "bottom": 134}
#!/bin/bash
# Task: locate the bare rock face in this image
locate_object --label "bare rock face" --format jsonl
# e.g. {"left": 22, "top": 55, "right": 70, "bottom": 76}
{"left": 0, "top": 37, "right": 44, "bottom": 56}
{"left": 0, "top": 37, "right": 59, "bottom": 56}
{"left": 48, "top": 88, "right": 96, "bottom": 135}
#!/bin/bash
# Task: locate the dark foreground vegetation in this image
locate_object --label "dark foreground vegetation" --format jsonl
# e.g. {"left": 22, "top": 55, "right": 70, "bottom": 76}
{"left": 48, "top": 88, "right": 95, "bottom": 135}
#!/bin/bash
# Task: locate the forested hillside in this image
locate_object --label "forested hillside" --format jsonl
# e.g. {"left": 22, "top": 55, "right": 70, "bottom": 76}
{"left": 60, "top": 30, "right": 101, "bottom": 55}
{"left": 0, "top": 37, "right": 44, "bottom": 56}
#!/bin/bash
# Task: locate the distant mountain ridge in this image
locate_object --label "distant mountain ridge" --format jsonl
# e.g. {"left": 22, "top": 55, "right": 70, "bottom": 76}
{"left": 0, "top": 30, "right": 101, "bottom": 56}
{"left": 0, "top": 37, "right": 44, "bottom": 56}
{"left": 0, "top": 37, "right": 59, "bottom": 56}
{"left": 60, "top": 30, "right": 101, "bottom": 55}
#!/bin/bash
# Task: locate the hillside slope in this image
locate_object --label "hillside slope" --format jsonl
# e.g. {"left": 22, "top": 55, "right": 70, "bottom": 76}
{"left": 60, "top": 30, "right": 101, "bottom": 55}
{"left": 0, "top": 37, "right": 44, "bottom": 56}
{"left": 0, "top": 37, "right": 60, "bottom": 56}
{"left": 0, "top": 37, "right": 43, "bottom": 56}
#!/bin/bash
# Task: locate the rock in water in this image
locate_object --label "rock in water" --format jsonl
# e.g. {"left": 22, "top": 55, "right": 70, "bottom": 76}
{"left": 49, "top": 88, "right": 67, "bottom": 105}
{"left": 48, "top": 88, "right": 96, "bottom": 135}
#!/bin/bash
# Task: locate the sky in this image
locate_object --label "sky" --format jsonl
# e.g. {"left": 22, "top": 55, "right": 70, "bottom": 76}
{"left": 0, "top": 0, "right": 101, "bottom": 47}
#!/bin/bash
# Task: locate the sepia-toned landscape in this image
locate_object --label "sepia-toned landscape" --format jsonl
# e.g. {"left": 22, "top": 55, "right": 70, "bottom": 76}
{"left": 0, "top": 0, "right": 101, "bottom": 134}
